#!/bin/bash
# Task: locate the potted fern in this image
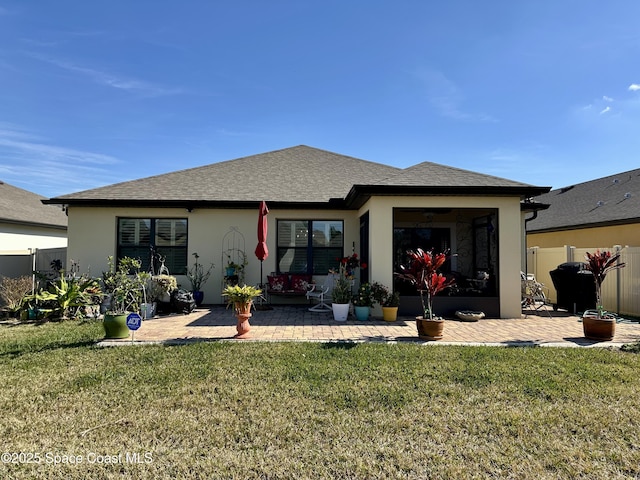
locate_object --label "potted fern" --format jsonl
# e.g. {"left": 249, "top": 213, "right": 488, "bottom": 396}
{"left": 396, "top": 248, "right": 455, "bottom": 340}
{"left": 582, "top": 249, "right": 626, "bottom": 340}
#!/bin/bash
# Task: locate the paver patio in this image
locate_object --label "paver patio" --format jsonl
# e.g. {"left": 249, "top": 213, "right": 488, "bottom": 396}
{"left": 104, "top": 305, "right": 640, "bottom": 347}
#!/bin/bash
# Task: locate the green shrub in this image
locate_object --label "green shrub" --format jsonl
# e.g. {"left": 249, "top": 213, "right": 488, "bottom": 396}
{"left": 22, "top": 275, "right": 103, "bottom": 321}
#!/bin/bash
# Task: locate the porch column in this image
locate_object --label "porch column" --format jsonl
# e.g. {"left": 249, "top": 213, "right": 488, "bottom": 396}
{"left": 364, "top": 199, "right": 394, "bottom": 315}
{"left": 499, "top": 201, "right": 524, "bottom": 318}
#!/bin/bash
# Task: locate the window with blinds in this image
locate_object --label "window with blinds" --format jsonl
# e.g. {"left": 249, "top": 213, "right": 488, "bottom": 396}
{"left": 117, "top": 218, "right": 187, "bottom": 273}
{"left": 276, "top": 220, "right": 343, "bottom": 274}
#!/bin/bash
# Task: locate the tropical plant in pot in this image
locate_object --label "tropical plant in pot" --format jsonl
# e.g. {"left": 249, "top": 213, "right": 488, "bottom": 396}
{"left": 222, "top": 284, "right": 262, "bottom": 338}
{"left": 330, "top": 275, "right": 351, "bottom": 321}
{"left": 371, "top": 282, "right": 400, "bottom": 322}
{"left": 101, "top": 256, "right": 148, "bottom": 338}
{"left": 186, "top": 252, "right": 214, "bottom": 307}
{"left": 582, "top": 249, "right": 626, "bottom": 340}
{"left": 396, "top": 248, "right": 456, "bottom": 340}
{"left": 328, "top": 253, "right": 365, "bottom": 321}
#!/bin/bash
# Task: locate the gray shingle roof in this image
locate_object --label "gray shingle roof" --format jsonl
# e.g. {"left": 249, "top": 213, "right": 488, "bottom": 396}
{"left": 51, "top": 145, "right": 400, "bottom": 204}
{"left": 0, "top": 181, "right": 67, "bottom": 228}
{"left": 528, "top": 168, "right": 640, "bottom": 232}
{"left": 378, "top": 161, "right": 535, "bottom": 187}
{"left": 45, "top": 145, "right": 549, "bottom": 206}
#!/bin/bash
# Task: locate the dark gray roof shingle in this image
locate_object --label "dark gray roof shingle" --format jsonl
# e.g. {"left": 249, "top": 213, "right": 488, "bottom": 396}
{"left": 528, "top": 168, "right": 640, "bottom": 232}
{"left": 378, "top": 161, "right": 534, "bottom": 187}
{"left": 52, "top": 145, "right": 400, "bottom": 204}
{"left": 0, "top": 181, "right": 67, "bottom": 228}
{"left": 46, "top": 145, "right": 548, "bottom": 206}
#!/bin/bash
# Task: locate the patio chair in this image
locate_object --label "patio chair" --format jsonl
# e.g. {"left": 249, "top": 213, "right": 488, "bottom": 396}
{"left": 521, "top": 273, "right": 552, "bottom": 317}
{"left": 306, "top": 274, "right": 337, "bottom": 312}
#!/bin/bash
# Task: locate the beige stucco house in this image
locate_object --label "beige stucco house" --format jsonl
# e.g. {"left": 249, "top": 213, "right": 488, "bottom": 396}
{"left": 0, "top": 181, "right": 67, "bottom": 278}
{"left": 43, "top": 146, "right": 549, "bottom": 318}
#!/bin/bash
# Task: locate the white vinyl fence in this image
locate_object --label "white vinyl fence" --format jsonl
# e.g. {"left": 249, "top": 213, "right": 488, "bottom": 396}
{"left": 0, "top": 247, "right": 67, "bottom": 280}
{"left": 526, "top": 245, "right": 639, "bottom": 318}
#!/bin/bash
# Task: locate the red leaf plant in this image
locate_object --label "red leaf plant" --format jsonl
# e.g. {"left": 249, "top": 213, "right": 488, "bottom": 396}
{"left": 331, "top": 253, "right": 366, "bottom": 279}
{"left": 396, "top": 248, "right": 456, "bottom": 321}
{"left": 584, "top": 249, "right": 625, "bottom": 318}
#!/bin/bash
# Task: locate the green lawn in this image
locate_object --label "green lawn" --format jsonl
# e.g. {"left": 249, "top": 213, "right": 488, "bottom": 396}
{"left": 2, "top": 319, "right": 640, "bottom": 479}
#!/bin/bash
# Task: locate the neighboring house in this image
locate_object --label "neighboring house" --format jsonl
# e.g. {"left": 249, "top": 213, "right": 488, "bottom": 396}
{"left": 0, "top": 181, "right": 67, "bottom": 278}
{"left": 43, "top": 145, "right": 549, "bottom": 318}
{"left": 527, "top": 168, "right": 640, "bottom": 248}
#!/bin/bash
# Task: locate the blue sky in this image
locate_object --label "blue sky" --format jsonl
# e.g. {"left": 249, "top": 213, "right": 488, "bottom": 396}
{"left": 1, "top": 1, "right": 639, "bottom": 198}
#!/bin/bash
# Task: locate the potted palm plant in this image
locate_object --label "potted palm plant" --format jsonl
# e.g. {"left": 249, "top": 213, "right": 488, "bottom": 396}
{"left": 396, "top": 248, "right": 456, "bottom": 340}
{"left": 222, "top": 284, "right": 262, "bottom": 338}
{"left": 186, "top": 252, "right": 214, "bottom": 307}
{"left": 582, "top": 249, "right": 626, "bottom": 340}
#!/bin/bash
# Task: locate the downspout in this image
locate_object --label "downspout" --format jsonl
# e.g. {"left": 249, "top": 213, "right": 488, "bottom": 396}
{"left": 523, "top": 210, "right": 539, "bottom": 276}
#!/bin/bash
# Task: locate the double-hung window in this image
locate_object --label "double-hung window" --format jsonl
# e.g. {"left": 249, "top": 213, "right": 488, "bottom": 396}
{"left": 276, "top": 220, "right": 343, "bottom": 274}
{"left": 117, "top": 218, "right": 188, "bottom": 273}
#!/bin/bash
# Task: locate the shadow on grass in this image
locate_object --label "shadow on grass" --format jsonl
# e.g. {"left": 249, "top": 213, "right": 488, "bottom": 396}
{"left": 0, "top": 318, "right": 53, "bottom": 328}
{"left": 321, "top": 341, "right": 359, "bottom": 350}
{"left": 0, "top": 339, "right": 101, "bottom": 359}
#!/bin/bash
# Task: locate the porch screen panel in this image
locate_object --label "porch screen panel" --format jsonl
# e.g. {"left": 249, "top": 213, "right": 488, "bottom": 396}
{"left": 393, "top": 227, "right": 451, "bottom": 296}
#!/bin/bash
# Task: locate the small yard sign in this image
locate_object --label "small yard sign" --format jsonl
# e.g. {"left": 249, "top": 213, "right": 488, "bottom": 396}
{"left": 126, "top": 313, "right": 142, "bottom": 331}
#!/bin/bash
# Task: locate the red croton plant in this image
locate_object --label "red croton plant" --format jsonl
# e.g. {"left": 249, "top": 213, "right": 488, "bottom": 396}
{"left": 585, "top": 249, "right": 625, "bottom": 319}
{"left": 396, "top": 248, "right": 456, "bottom": 321}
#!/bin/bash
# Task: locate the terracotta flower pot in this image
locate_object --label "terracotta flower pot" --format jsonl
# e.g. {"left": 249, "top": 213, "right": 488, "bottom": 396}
{"left": 235, "top": 312, "right": 252, "bottom": 339}
{"left": 583, "top": 314, "right": 615, "bottom": 341}
{"left": 234, "top": 301, "right": 253, "bottom": 315}
{"left": 233, "top": 301, "right": 253, "bottom": 338}
{"left": 416, "top": 316, "right": 444, "bottom": 341}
